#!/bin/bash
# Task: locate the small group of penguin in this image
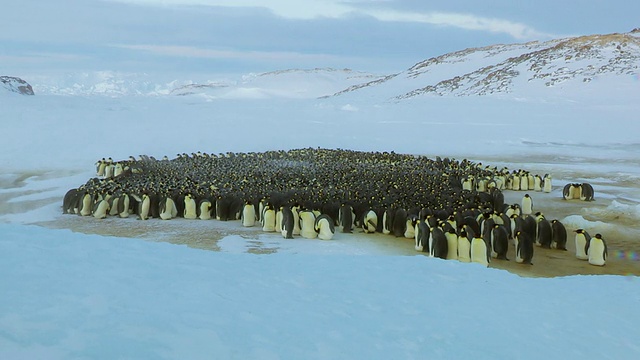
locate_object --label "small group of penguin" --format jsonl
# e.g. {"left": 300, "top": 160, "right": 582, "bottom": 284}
{"left": 574, "top": 229, "right": 608, "bottom": 266}
{"left": 62, "top": 148, "right": 608, "bottom": 267}
{"left": 463, "top": 169, "right": 552, "bottom": 193}
{"left": 562, "top": 183, "right": 595, "bottom": 201}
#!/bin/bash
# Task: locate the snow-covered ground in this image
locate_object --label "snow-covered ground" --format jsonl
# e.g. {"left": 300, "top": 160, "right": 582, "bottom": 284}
{"left": 1, "top": 66, "right": 640, "bottom": 358}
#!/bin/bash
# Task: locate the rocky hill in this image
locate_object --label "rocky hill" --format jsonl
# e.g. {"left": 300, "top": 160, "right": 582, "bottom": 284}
{"left": 329, "top": 29, "right": 640, "bottom": 100}
{"left": 1, "top": 76, "right": 34, "bottom": 95}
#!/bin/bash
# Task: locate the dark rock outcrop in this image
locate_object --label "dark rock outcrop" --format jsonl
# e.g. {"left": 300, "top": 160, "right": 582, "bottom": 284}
{"left": 1, "top": 76, "right": 35, "bottom": 95}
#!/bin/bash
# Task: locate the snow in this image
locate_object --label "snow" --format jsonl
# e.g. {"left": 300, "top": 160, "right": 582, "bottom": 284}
{"left": 2, "top": 46, "right": 640, "bottom": 358}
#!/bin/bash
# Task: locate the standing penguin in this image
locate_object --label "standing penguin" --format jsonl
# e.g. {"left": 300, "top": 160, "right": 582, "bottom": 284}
{"left": 137, "top": 193, "right": 151, "bottom": 220}
{"left": 542, "top": 174, "right": 552, "bottom": 193}
{"left": 550, "top": 219, "right": 568, "bottom": 250}
{"left": 470, "top": 236, "right": 490, "bottom": 266}
{"left": 92, "top": 198, "right": 110, "bottom": 219}
{"left": 457, "top": 230, "right": 472, "bottom": 263}
{"left": 429, "top": 225, "right": 448, "bottom": 259}
{"left": 445, "top": 227, "right": 458, "bottom": 260}
{"left": 404, "top": 214, "right": 417, "bottom": 239}
{"left": 261, "top": 204, "right": 276, "bottom": 232}
{"left": 587, "top": 233, "right": 607, "bottom": 266}
{"left": 574, "top": 229, "right": 591, "bottom": 260}
{"left": 515, "top": 231, "right": 534, "bottom": 265}
{"left": 521, "top": 194, "right": 533, "bottom": 216}
{"left": 362, "top": 209, "right": 378, "bottom": 234}
{"left": 339, "top": 203, "right": 354, "bottom": 233}
{"left": 491, "top": 224, "right": 509, "bottom": 260}
{"left": 159, "top": 195, "right": 178, "bottom": 220}
{"left": 183, "top": 193, "right": 198, "bottom": 219}
{"left": 299, "top": 209, "right": 317, "bottom": 239}
{"left": 280, "top": 206, "right": 295, "bottom": 239}
{"left": 314, "top": 214, "right": 335, "bottom": 240}
{"left": 392, "top": 208, "right": 407, "bottom": 238}
{"left": 580, "top": 183, "right": 595, "bottom": 201}
{"left": 198, "top": 199, "right": 213, "bottom": 220}
{"left": 414, "top": 219, "right": 428, "bottom": 252}
{"left": 536, "top": 218, "right": 553, "bottom": 248}
{"left": 241, "top": 200, "right": 256, "bottom": 227}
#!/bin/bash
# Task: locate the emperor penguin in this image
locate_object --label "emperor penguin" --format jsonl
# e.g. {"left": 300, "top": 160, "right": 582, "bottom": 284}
{"left": 515, "top": 231, "right": 534, "bottom": 265}
{"left": 339, "top": 203, "right": 354, "bottom": 233}
{"left": 445, "top": 227, "right": 458, "bottom": 260}
{"left": 118, "top": 193, "right": 131, "bottom": 218}
{"left": 542, "top": 174, "right": 552, "bottom": 193}
{"left": 95, "top": 158, "right": 107, "bottom": 177}
{"left": 198, "top": 199, "right": 213, "bottom": 220}
{"left": 299, "top": 209, "right": 317, "bottom": 239}
{"left": 536, "top": 218, "right": 553, "bottom": 248}
{"left": 550, "top": 219, "right": 568, "bottom": 250}
{"left": 62, "top": 188, "right": 81, "bottom": 214}
{"left": 404, "top": 214, "right": 417, "bottom": 239}
{"left": 292, "top": 204, "right": 302, "bottom": 236}
{"left": 280, "top": 206, "right": 295, "bottom": 239}
{"left": 275, "top": 207, "right": 284, "bottom": 233}
{"left": 314, "top": 214, "right": 335, "bottom": 240}
{"left": 261, "top": 204, "right": 276, "bottom": 232}
{"left": 183, "top": 193, "right": 198, "bottom": 219}
{"left": 241, "top": 200, "right": 256, "bottom": 227}
{"left": 415, "top": 219, "right": 430, "bottom": 252}
{"left": 108, "top": 195, "right": 120, "bottom": 216}
{"left": 114, "top": 162, "right": 124, "bottom": 178}
{"left": 159, "top": 196, "right": 178, "bottom": 220}
{"left": 136, "top": 194, "right": 151, "bottom": 220}
{"left": 429, "top": 225, "right": 448, "bottom": 259}
{"left": 362, "top": 209, "right": 378, "bottom": 234}
{"left": 580, "top": 183, "right": 595, "bottom": 201}
{"left": 587, "top": 233, "right": 607, "bottom": 266}
{"left": 79, "top": 192, "right": 94, "bottom": 216}
{"left": 533, "top": 175, "right": 542, "bottom": 192}
{"left": 491, "top": 224, "right": 509, "bottom": 260}
{"left": 390, "top": 208, "right": 406, "bottom": 237}
{"left": 92, "top": 198, "right": 110, "bottom": 219}
{"left": 574, "top": 229, "right": 591, "bottom": 260}
{"left": 521, "top": 194, "right": 533, "bottom": 216}
{"left": 470, "top": 236, "right": 490, "bottom": 267}
{"left": 382, "top": 208, "right": 394, "bottom": 235}
{"left": 457, "top": 230, "right": 472, "bottom": 263}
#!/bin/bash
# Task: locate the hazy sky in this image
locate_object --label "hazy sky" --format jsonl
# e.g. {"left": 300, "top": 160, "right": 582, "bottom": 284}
{"left": 2, "top": 0, "right": 638, "bottom": 76}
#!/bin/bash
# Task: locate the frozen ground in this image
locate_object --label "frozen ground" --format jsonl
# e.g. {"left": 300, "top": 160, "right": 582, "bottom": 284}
{"left": 1, "top": 82, "right": 639, "bottom": 358}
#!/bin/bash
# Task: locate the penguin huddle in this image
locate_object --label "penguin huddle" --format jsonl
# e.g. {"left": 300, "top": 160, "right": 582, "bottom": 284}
{"left": 62, "top": 148, "right": 607, "bottom": 268}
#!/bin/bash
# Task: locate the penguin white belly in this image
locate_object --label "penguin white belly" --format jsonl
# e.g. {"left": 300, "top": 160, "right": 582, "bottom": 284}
{"left": 575, "top": 235, "right": 589, "bottom": 260}
{"left": 242, "top": 204, "right": 256, "bottom": 227}
{"left": 140, "top": 196, "right": 150, "bottom": 220}
{"left": 470, "top": 238, "right": 489, "bottom": 266}
{"left": 457, "top": 237, "right": 471, "bottom": 263}
{"left": 543, "top": 177, "right": 552, "bottom": 193}
{"left": 184, "top": 198, "right": 197, "bottom": 219}
{"left": 80, "top": 194, "right": 93, "bottom": 216}
{"left": 446, "top": 232, "right": 458, "bottom": 260}
{"left": 299, "top": 212, "right": 317, "bottom": 239}
{"left": 119, "top": 195, "right": 130, "bottom": 218}
{"left": 160, "top": 198, "right": 175, "bottom": 220}
{"left": 292, "top": 208, "right": 301, "bottom": 235}
{"left": 316, "top": 218, "right": 334, "bottom": 240}
{"left": 404, "top": 219, "right": 415, "bottom": 239}
{"left": 199, "top": 201, "right": 212, "bottom": 220}
{"left": 262, "top": 210, "right": 276, "bottom": 232}
{"left": 275, "top": 211, "right": 283, "bottom": 233}
{"left": 93, "top": 200, "right": 110, "bottom": 219}
{"left": 588, "top": 239, "right": 606, "bottom": 266}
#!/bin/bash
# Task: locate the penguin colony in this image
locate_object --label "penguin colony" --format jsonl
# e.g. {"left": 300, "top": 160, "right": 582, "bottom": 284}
{"left": 62, "top": 148, "right": 606, "bottom": 267}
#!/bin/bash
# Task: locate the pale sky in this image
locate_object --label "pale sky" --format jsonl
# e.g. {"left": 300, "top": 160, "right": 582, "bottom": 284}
{"left": 2, "top": 0, "right": 638, "bottom": 76}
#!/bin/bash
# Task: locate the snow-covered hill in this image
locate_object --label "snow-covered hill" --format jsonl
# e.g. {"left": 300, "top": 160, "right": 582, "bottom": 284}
{"left": 330, "top": 29, "right": 640, "bottom": 100}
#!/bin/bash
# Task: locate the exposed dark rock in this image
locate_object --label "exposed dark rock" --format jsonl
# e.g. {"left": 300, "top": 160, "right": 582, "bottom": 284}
{"left": 1, "top": 76, "right": 35, "bottom": 95}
